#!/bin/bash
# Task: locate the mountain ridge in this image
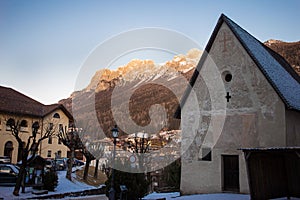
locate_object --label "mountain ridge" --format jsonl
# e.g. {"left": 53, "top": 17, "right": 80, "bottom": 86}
{"left": 59, "top": 40, "right": 299, "bottom": 136}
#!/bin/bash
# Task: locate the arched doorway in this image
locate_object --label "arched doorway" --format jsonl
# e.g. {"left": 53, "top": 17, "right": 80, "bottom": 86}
{"left": 4, "top": 141, "right": 14, "bottom": 160}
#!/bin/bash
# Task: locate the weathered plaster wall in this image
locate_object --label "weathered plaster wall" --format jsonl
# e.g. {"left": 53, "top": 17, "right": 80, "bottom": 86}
{"left": 286, "top": 110, "right": 300, "bottom": 146}
{"left": 181, "top": 22, "right": 286, "bottom": 194}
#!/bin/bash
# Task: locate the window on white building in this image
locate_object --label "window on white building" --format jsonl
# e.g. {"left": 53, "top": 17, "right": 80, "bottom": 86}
{"left": 47, "top": 150, "right": 51, "bottom": 158}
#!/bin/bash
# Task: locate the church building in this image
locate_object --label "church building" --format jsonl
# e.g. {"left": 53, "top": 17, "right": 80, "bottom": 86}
{"left": 176, "top": 14, "right": 300, "bottom": 194}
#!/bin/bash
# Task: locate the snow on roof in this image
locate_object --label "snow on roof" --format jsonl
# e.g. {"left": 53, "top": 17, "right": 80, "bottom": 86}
{"left": 223, "top": 14, "right": 300, "bottom": 111}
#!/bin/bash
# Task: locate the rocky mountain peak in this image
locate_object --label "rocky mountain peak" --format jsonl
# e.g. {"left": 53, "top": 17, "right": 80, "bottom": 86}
{"left": 264, "top": 39, "right": 283, "bottom": 46}
{"left": 85, "top": 48, "right": 202, "bottom": 92}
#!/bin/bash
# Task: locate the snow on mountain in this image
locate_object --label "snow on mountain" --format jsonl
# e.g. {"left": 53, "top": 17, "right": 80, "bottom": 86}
{"left": 84, "top": 48, "right": 202, "bottom": 93}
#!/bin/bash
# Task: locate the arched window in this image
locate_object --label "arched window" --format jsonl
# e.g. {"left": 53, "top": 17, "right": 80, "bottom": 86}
{"left": 4, "top": 141, "right": 14, "bottom": 160}
{"left": 6, "top": 118, "right": 15, "bottom": 130}
{"left": 20, "top": 120, "right": 29, "bottom": 132}
{"left": 20, "top": 120, "right": 28, "bottom": 127}
{"left": 53, "top": 113, "right": 60, "bottom": 119}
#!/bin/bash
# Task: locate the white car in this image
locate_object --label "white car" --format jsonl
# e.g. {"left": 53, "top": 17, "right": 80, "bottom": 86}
{"left": 0, "top": 164, "right": 19, "bottom": 186}
{"left": 0, "top": 156, "right": 11, "bottom": 164}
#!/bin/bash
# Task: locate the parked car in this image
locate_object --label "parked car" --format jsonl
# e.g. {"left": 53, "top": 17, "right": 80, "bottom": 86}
{"left": 0, "top": 156, "right": 11, "bottom": 164}
{"left": 73, "top": 159, "right": 85, "bottom": 166}
{"left": 55, "top": 159, "right": 66, "bottom": 170}
{"left": 0, "top": 164, "right": 19, "bottom": 186}
{"left": 65, "top": 158, "right": 85, "bottom": 167}
{"left": 45, "top": 159, "right": 54, "bottom": 171}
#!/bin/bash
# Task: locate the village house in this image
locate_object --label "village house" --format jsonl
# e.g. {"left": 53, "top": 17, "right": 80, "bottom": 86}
{"left": 175, "top": 14, "right": 300, "bottom": 194}
{"left": 0, "top": 86, "right": 73, "bottom": 163}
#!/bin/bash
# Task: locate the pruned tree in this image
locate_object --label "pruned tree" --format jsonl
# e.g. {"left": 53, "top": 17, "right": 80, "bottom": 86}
{"left": 85, "top": 139, "right": 105, "bottom": 178}
{"left": 125, "top": 132, "right": 151, "bottom": 171}
{"left": 75, "top": 128, "right": 96, "bottom": 180}
{"left": 57, "top": 125, "right": 95, "bottom": 181}
{"left": 7, "top": 119, "right": 55, "bottom": 196}
{"left": 82, "top": 146, "right": 95, "bottom": 180}
{"left": 57, "top": 125, "right": 79, "bottom": 180}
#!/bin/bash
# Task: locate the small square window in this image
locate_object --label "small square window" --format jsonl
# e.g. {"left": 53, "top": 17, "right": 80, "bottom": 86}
{"left": 59, "top": 124, "right": 63, "bottom": 131}
{"left": 48, "top": 136, "right": 52, "bottom": 144}
{"left": 200, "top": 148, "right": 212, "bottom": 161}
{"left": 57, "top": 150, "right": 62, "bottom": 158}
{"left": 47, "top": 150, "right": 51, "bottom": 158}
{"left": 49, "top": 123, "right": 54, "bottom": 130}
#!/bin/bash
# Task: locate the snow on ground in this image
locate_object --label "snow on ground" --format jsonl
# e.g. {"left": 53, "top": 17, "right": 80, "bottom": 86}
{"left": 55, "top": 170, "right": 95, "bottom": 193}
{"left": 143, "top": 192, "right": 300, "bottom": 200}
{"left": 143, "top": 192, "right": 250, "bottom": 200}
{"left": 0, "top": 168, "right": 97, "bottom": 200}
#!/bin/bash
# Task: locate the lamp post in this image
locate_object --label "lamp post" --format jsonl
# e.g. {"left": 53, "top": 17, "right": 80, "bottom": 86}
{"left": 109, "top": 125, "right": 119, "bottom": 200}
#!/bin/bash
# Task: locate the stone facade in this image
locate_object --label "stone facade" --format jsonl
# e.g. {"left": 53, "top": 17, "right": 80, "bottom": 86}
{"left": 179, "top": 15, "right": 300, "bottom": 194}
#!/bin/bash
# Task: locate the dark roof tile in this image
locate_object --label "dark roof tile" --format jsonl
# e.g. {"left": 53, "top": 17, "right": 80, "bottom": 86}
{"left": 0, "top": 86, "right": 73, "bottom": 119}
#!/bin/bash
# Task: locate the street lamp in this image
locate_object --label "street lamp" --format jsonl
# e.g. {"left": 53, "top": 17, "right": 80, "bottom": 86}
{"left": 109, "top": 125, "right": 119, "bottom": 200}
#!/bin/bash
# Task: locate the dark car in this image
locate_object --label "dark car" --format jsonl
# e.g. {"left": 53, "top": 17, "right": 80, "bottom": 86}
{"left": 0, "top": 164, "right": 19, "bottom": 186}
{"left": 0, "top": 156, "right": 11, "bottom": 164}
{"left": 55, "top": 159, "right": 66, "bottom": 170}
{"left": 45, "top": 159, "right": 54, "bottom": 171}
{"left": 73, "top": 159, "right": 85, "bottom": 166}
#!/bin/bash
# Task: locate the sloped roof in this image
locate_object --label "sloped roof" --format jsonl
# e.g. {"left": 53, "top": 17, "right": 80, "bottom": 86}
{"left": 0, "top": 86, "right": 73, "bottom": 119}
{"left": 175, "top": 14, "right": 300, "bottom": 118}
{"left": 223, "top": 14, "right": 300, "bottom": 110}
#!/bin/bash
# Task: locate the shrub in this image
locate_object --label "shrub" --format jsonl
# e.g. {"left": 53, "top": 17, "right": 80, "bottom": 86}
{"left": 43, "top": 170, "right": 58, "bottom": 191}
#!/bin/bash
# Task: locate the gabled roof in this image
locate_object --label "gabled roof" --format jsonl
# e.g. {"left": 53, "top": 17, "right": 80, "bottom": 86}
{"left": 0, "top": 86, "right": 73, "bottom": 119}
{"left": 175, "top": 14, "right": 300, "bottom": 118}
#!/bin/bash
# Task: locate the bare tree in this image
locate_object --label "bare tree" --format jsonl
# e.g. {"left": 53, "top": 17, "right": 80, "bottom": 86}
{"left": 75, "top": 128, "right": 96, "bottom": 181}
{"left": 57, "top": 125, "right": 79, "bottom": 180}
{"left": 57, "top": 125, "right": 95, "bottom": 181}
{"left": 125, "top": 132, "right": 151, "bottom": 171}
{"left": 7, "top": 119, "right": 55, "bottom": 196}
{"left": 82, "top": 146, "right": 95, "bottom": 180}
{"left": 85, "top": 139, "right": 105, "bottom": 178}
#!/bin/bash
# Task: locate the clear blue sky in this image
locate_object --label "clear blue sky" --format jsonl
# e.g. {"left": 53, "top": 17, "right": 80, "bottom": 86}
{"left": 0, "top": 0, "right": 299, "bottom": 104}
